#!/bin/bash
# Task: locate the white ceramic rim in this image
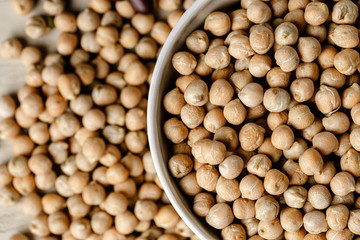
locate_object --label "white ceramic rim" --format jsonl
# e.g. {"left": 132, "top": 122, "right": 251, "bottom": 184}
{"left": 148, "top": 0, "right": 238, "bottom": 239}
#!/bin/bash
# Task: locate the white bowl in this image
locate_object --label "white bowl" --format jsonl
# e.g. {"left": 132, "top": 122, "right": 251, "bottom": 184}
{"left": 148, "top": 0, "right": 238, "bottom": 239}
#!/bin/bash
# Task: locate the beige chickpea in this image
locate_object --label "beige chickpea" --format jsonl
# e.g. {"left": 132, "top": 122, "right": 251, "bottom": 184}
{"left": 185, "top": 30, "right": 209, "bottom": 54}
{"left": 0, "top": 95, "right": 16, "bottom": 119}
{"left": 41, "top": 193, "right": 66, "bottom": 215}
{"left": 163, "top": 117, "right": 188, "bottom": 144}
{"left": 134, "top": 199, "right": 157, "bottom": 222}
{"left": 113, "top": 179, "right": 136, "bottom": 198}
{"left": 196, "top": 164, "right": 219, "bottom": 192}
{"left": 100, "top": 44, "right": 124, "bottom": 64}
{"left": 255, "top": 195, "right": 280, "bottom": 221}
{"left": 282, "top": 160, "right": 308, "bottom": 186}
{"left": 274, "top": 22, "right": 298, "bottom": 45}
{"left": 12, "top": 135, "right": 34, "bottom": 156}
{"left": 30, "top": 214, "right": 50, "bottom": 237}
{"left": 41, "top": 63, "right": 64, "bottom": 87}
{"left": 54, "top": 12, "right": 77, "bottom": 32}
{"left": 249, "top": 25, "right": 274, "bottom": 55}
{"left": 222, "top": 99, "right": 246, "bottom": 125}
{"left": 288, "top": 104, "right": 315, "bottom": 130}
{"left": 171, "top": 51, "right": 197, "bottom": 75}
{"left": 150, "top": 21, "right": 171, "bottom": 45}
{"left": 45, "top": 94, "right": 67, "bottom": 118}
{"left": 230, "top": 9, "right": 251, "bottom": 31}
{"left": 153, "top": 205, "right": 180, "bottom": 230}
{"left": 275, "top": 46, "right": 300, "bottom": 72}
{"left": 239, "top": 122, "right": 265, "bottom": 151}
{"left": 100, "top": 192, "right": 127, "bottom": 216}
{"left": 326, "top": 204, "right": 349, "bottom": 231}
{"left": 158, "top": 0, "right": 181, "bottom": 10}
{"left": 167, "top": 9, "right": 183, "bottom": 28}
{"left": 57, "top": 74, "right": 81, "bottom": 100}
{"left": 82, "top": 109, "right": 105, "bottom": 131}
{"left": 91, "top": 57, "right": 109, "bottom": 80}
{"left": 168, "top": 154, "right": 193, "bottom": 178}
{"left": 57, "top": 32, "right": 78, "bottom": 55}
{"left": 106, "top": 162, "right": 129, "bottom": 185}
{"left": 163, "top": 88, "right": 185, "bottom": 115}
{"left": 221, "top": 224, "right": 246, "bottom": 240}
{"left": 204, "top": 11, "right": 231, "bottom": 36}
{"left": 0, "top": 185, "right": 20, "bottom": 207}
{"left": 343, "top": 83, "right": 360, "bottom": 109}
{"left": 299, "top": 148, "right": 323, "bottom": 176}
{"left": 80, "top": 32, "right": 101, "bottom": 53}
{"left": 9, "top": 233, "right": 29, "bottom": 240}
{"left": 330, "top": 171, "right": 356, "bottom": 196}
{"left": 82, "top": 182, "right": 105, "bottom": 206}
{"left": 229, "top": 34, "right": 255, "bottom": 60}
{"left": 0, "top": 164, "right": 12, "bottom": 187}
{"left": 246, "top": 1, "right": 272, "bottom": 24}
{"left": 296, "top": 62, "right": 319, "bottom": 82}
{"left": 66, "top": 194, "right": 90, "bottom": 218}
{"left": 195, "top": 53, "right": 213, "bottom": 77}
{"left": 341, "top": 148, "right": 360, "bottom": 177}
{"left": 263, "top": 169, "right": 289, "bottom": 195}
{"left": 204, "top": 45, "right": 231, "bottom": 70}
{"left": 206, "top": 203, "right": 234, "bottom": 229}
{"left": 307, "top": 185, "right": 332, "bottom": 210}
{"left": 24, "top": 65, "right": 43, "bottom": 87}
{"left": 312, "top": 130, "right": 339, "bottom": 154}
{"left": 238, "top": 82, "right": 263, "bottom": 108}
{"left": 267, "top": 68, "right": 291, "bottom": 90}
{"left": 330, "top": 25, "right": 359, "bottom": 49}
{"left": 214, "top": 126, "right": 238, "bottom": 151}
{"left": 69, "top": 218, "right": 91, "bottom": 239}
{"left": 135, "top": 37, "right": 157, "bottom": 60}
{"left": 21, "top": 46, "right": 41, "bottom": 66}
{"left": 335, "top": 49, "right": 360, "bottom": 76}
{"left": 270, "top": 125, "right": 294, "bottom": 150}
{"left": 68, "top": 171, "right": 89, "bottom": 194}
{"left": 230, "top": 70, "right": 253, "bottom": 92}
{"left": 263, "top": 88, "right": 291, "bottom": 113}
{"left": 193, "top": 192, "right": 215, "bottom": 217}
{"left": 348, "top": 209, "right": 360, "bottom": 235}
{"left": 202, "top": 108, "right": 226, "bottom": 133}
{"left": 297, "top": 37, "right": 321, "bottom": 63}
{"left": 0, "top": 38, "right": 22, "bottom": 59}
{"left": 304, "top": 2, "right": 329, "bottom": 25}
{"left": 20, "top": 93, "right": 43, "bottom": 118}
{"left": 317, "top": 46, "right": 337, "bottom": 70}
{"left": 25, "top": 16, "right": 49, "bottom": 39}
{"left": 209, "top": 79, "right": 234, "bottom": 106}
{"left": 282, "top": 138, "right": 306, "bottom": 161}
{"left": 350, "top": 126, "right": 360, "bottom": 151}
{"left": 12, "top": 174, "right": 35, "bottom": 195}
{"left": 258, "top": 218, "right": 283, "bottom": 239}
{"left": 332, "top": 0, "right": 358, "bottom": 24}
{"left": 120, "top": 86, "right": 142, "bottom": 109}
{"left": 55, "top": 113, "right": 80, "bottom": 138}
{"left": 303, "top": 211, "right": 329, "bottom": 234}
{"left": 289, "top": 78, "right": 314, "bottom": 103}
{"left": 70, "top": 49, "right": 89, "bottom": 67}
{"left": 280, "top": 207, "right": 303, "bottom": 233}
{"left": 178, "top": 172, "right": 201, "bottom": 196}
{"left": 11, "top": 0, "right": 34, "bottom": 15}
{"left": 48, "top": 211, "right": 69, "bottom": 235}
{"left": 124, "top": 60, "right": 148, "bottom": 86}
{"left": 239, "top": 218, "right": 258, "bottom": 237}
{"left": 125, "top": 131, "right": 147, "bottom": 154}
{"left": 216, "top": 176, "right": 240, "bottom": 202}
{"left": 232, "top": 198, "right": 255, "bottom": 220}
{"left": 320, "top": 69, "right": 346, "bottom": 90}
{"left": 326, "top": 228, "right": 354, "bottom": 240}
{"left": 283, "top": 186, "right": 307, "bottom": 209}
{"left": 312, "top": 161, "right": 336, "bottom": 185}
{"left": 36, "top": 170, "right": 58, "bottom": 191}
{"left": 248, "top": 54, "right": 272, "bottom": 78}
{"left": 0, "top": 118, "right": 20, "bottom": 140}
{"left": 239, "top": 174, "right": 264, "bottom": 200}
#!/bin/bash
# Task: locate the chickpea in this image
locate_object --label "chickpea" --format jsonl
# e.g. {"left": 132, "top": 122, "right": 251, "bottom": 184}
{"left": 41, "top": 193, "right": 66, "bottom": 215}
{"left": 288, "top": 104, "right": 315, "bottom": 130}
{"left": 67, "top": 194, "right": 90, "bottom": 218}
{"left": 0, "top": 118, "right": 20, "bottom": 140}
{"left": 254, "top": 195, "right": 279, "bottom": 222}
{"left": 246, "top": 1, "right": 272, "bottom": 24}
{"left": 334, "top": 49, "right": 360, "bottom": 76}
{"left": 82, "top": 182, "right": 105, "bottom": 206}
{"left": 274, "top": 22, "right": 298, "bottom": 45}
{"left": 330, "top": 172, "right": 355, "bottom": 196}
{"left": 297, "top": 37, "right": 321, "bottom": 63}
{"left": 326, "top": 204, "right": 349, "bottom": 231}
{"left": 263, "top": 88, "right": 291, "bottom": 113}
{"left": 304, "top": 2, "right": 329, "bottom": 25}
{"left": 348, "top": 209, "right": 360, "bottom": 235}
{"left": 331, "top": 192, "right": 355, "bottom": 207}
{"left": 11, "top": 0, "right": 34, "bottom": 15}
{"left": 332, "top": 0, "right": 358, "bottom": 24}
{"left": 229, "top": 34, "right": 255, "bottom": 60}
{"left": 313, "top": 161, "right": 336, "bottom": 185}
{"left": 238, "top": 122, "right": 265, "bottom": 151}
{"left": 299, "top": 148, "right": 323, "bottom": 176}
{"left": 326, "top": 228, "right": 354, "bottom": 240}
{"left": 283, "top": 186, "right": 307, "bottom": 209}
{"left": 80, "top": 32, "right": 101, "bottom": 53}
{"left": 275, "top": 46, "right": 300, "bottom": 72}
{"left": 216, "top": 176, "right": 240, "bottom": 202}
{"left": 9, "top": 234, "right": 29, "bottom": 240}
{"left": 239, "top": 174, "right": 264, "bottom": 200}
{"left": 70, "top": 218, "right": 91, "bottom": 239}
{"left": 258, "top": 218, "right": 283, "bottom": 239}
{"left": 280, "top": 207, "right": 303, "bottom": 232}
{"left": 48, "top": 211, "right": 69, "bottom": 235}
{"left": 204, "top": 11, "right": 231, "bottom": 36}
{"left": 249, "top": 25, "right": 274, "bottom": 55}
{"left": 238, "top": 82, "right": 263, "bottom": 108}
{"left": 221, "top": 224, "right": 246, "bottom": 240}
{"left": 204, "top": 45, "right": 231, "bottom": 70}
{"left": 248, "top": 54, "right": 272, "bottom": 78}
{"left": 30, "top": 214, "right": 50, "bottom": 237}
{"left": 303, "top": 211, "right": 329, "bottom": 234}
{"left": 206, "top": 203, "right": 234, "bottom": 229}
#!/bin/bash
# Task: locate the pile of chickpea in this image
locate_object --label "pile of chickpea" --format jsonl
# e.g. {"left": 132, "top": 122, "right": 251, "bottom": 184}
{"left": 0, "top": 0, "right": 200, "bottom": 240}
{"left": 163, "top": 0, "right": 360, "bottom": 239}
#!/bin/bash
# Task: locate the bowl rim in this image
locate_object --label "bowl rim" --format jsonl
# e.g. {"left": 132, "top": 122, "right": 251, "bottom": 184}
{"left": 147, "top": 0, "right": 237, "bottom": 239}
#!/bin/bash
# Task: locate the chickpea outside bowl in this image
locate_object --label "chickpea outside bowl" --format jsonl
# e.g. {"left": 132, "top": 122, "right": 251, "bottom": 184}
{"left": 148, "top": 1, "right": 237, "bottom": 239}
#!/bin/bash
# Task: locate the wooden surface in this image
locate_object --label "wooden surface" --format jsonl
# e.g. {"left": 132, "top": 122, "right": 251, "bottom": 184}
{"left": 0, "top": 1, "right": 87, "bottom": 239}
